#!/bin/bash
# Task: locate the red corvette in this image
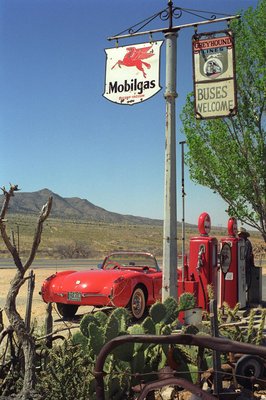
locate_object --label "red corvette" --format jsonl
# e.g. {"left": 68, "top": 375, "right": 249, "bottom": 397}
{"left": 40, "top": 251, "right": 162, "bottom": 319}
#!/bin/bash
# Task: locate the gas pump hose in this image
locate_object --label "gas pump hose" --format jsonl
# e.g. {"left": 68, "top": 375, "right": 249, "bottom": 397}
{"left": 198, "top": 274, "right": 207, "bottom": 310}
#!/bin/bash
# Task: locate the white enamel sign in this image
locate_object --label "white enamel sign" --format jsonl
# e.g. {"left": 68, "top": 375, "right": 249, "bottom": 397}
{"left": 193, "top": 31, "right": 237, "bottom": 119}
{"left": 103, "top": 41, "right": 164, "bottom": 105}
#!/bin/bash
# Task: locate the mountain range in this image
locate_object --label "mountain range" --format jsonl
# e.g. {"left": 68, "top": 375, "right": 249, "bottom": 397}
{"left": 0, "top": 188, "right": 163, "bottom": 225}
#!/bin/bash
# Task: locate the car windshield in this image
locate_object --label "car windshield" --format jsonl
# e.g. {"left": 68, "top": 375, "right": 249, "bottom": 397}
{"left": 103, "top": 253, "right": 159, "bottom": 270}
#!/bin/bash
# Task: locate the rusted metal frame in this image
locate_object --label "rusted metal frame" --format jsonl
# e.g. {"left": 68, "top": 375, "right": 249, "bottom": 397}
{"left": 135, "top": 377, "right": 216, "bottom": 400}
{"left": 210, "top": 300, "right": 222, "bottom": 396}
{"left": 93, "top": 334, "right": 266, "bottom": 400}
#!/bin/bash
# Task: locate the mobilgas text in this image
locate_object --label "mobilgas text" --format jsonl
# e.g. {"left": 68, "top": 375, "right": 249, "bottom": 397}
{"left": 108, "top": 78, "right": 156, "bottom": 95}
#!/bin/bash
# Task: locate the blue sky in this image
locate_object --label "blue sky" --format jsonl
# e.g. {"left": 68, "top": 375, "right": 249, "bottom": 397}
{"left": 0, "top": 0, "right": 258, "bottom": 227}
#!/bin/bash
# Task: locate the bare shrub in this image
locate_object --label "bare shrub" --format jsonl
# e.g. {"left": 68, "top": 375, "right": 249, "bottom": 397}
{"left": 56, "top": 241, "right": 94, "bottom": 259}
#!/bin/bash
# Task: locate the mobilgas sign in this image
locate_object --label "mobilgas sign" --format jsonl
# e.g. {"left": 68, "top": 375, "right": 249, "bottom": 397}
{"left": 103, "top": 41, "right": 163, "bottom": 105}
{"left": 193, "top": 30, "right": 237, "bottom": 119}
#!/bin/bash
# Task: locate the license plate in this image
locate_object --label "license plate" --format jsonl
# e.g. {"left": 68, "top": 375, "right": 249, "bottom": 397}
{"left": 68, "top": 292, "right": 81, "bottom": 302}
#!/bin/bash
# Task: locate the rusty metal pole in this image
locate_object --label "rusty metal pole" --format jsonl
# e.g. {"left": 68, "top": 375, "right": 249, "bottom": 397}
{"left": 210, "top": 299, "right": 222, "bottom": 396}
{"left": 162, "top": 0, "right": 178, "bottom": 301}
{"left": 180, "top": 140, "right": 186, "bottom": 282}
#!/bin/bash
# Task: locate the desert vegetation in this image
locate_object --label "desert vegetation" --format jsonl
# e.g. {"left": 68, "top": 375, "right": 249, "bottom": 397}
{"left": 0, "top": 213, "right": 265, "bottom": 262}
{"left": 1, "top": 294, "right": 265, "bottom": 399}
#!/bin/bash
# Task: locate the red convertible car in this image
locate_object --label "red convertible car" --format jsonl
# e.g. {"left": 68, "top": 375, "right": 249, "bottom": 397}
{"left": 40, "top": 251, "right": 162, "bottom": 319}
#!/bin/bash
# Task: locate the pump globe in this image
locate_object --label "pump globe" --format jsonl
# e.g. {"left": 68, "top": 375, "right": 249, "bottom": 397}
{"left": 198, "top": 212, "right": 211, "bottom": 235}
{"left": 228, "top": 217, "right": 238, "bottom": 237}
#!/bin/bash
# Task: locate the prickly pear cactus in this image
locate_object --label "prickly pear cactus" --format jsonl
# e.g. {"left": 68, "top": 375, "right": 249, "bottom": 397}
{"left": 104, "top": 312, "right": 120, "bottom": 342}
{"left": 106, "top": 375, "right": 127, "bottom": 400}
{"left": 167, "top": 346, "right": 198, "bottom": 383}
{"left": 110, "top": 307, "right": 131, "bottom": 331}
{"left": 71, "top": 331, "right": 88, "bottom": 350}
{"left": 130, "top": 350, "right": 145, "bottom": 382}
{"left": 141, "top": 316, "right": 156, "bottom": 334}
{"left": 112, "top": 332, "right": 135, "bottom": 362}
{"left": 163, "top": 296, "right": 179, "bottom": 324}
{"left": 149, "top": 302, "right": 167, "bottom": 323}
{"left": 80, "top": 314, "right": 99, "bottom": 337}
{"left": 88, "top": 323, "right": 105, "bottom": 357}
{"left": 94, "top": 310, "right": 108, "bottom": 326}
{"left": 74, "top": 298, "right": 203, "bottom": 398}
{"left": 178, "top": 292, "right": 196, "bottom": 311}
{"left": 160, "top": 325, "right": 172, "bottom": 360}
{"left": 127, "top": 324, "right": 145, "bottom": 353}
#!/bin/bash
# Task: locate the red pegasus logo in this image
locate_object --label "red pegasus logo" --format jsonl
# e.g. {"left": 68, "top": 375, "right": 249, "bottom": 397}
{"left": 112, "top": 45, "right": 154, "bottom": 78}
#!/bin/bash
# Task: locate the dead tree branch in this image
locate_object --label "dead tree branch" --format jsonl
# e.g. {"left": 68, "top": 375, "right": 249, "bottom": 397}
{"left": 24, "top": 198, "right": 53, "bottom": 270}
{"left": 0, "top": 184, "right": 53, "bottom": 398}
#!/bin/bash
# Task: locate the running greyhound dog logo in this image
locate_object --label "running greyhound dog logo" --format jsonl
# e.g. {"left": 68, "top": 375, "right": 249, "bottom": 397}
{"left": 111, "top": 45, "right": 154, "bottom": 78}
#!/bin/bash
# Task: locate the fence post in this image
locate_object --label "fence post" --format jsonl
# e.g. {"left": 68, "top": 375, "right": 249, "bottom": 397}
{"left": 45, "top": 302, "right": 53, "bottom": 348}
{"left": 0, "top": 308, "right": 3, "bottom": 332}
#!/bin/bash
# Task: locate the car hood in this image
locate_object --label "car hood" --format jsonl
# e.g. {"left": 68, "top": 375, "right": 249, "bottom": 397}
{"left": 51, "top": 269, "right": 136, "bottom": 293}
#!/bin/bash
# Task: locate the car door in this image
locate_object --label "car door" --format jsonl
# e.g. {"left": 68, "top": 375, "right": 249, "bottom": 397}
{"left": 148, "top": 270, "right": 162, "bottom": 301}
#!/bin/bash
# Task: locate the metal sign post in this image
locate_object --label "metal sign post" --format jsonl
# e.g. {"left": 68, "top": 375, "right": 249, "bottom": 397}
{"left": 162, "top": 26, "right": 178, "bottom": 300}
{"left": 106, "top": 3, "right": 240, "bottom": 302}
{"left": 179, "top": 140, "right": 186, "bottom": 283}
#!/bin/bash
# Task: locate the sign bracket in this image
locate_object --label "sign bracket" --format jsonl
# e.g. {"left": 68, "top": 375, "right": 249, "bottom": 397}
{"left": 107, "top": 15, "right": 240, "bottom": 42}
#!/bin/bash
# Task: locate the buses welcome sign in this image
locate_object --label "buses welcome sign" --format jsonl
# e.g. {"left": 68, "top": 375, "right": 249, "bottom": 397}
{"left": 193, "top": 30, "right": 237, "bottom": 119}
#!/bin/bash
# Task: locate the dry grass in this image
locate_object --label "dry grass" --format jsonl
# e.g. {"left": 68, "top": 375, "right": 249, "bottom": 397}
{"left": 0, "top": 214, "right": 265, "bottom": 261}
{"left": 0, "top": 214, "right": 265, "bottom": 329}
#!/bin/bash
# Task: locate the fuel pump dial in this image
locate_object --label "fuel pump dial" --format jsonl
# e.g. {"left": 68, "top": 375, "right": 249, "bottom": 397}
{"left": 220, "top": 242, "right": 231, "bottom": 274}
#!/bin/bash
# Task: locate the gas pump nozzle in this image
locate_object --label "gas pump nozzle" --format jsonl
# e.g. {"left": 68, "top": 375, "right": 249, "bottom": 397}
{"left": 196, "top": 245, "right": 205, "bottom": 273}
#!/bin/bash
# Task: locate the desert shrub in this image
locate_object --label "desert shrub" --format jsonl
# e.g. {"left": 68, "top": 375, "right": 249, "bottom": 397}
{"left": 36, "top": 340, "right": 94, "bottom": 400}
{"left": 55, "top": 241, "right": 95, "bottom": 259}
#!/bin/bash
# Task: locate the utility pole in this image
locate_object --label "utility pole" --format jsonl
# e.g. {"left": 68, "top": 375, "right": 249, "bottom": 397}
{"left": 162, "top": 0, "right": 177, "bottom": 300}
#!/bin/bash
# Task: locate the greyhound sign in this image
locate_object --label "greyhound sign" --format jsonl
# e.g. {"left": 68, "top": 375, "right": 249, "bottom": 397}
{"left": 103, "top": 41, "right": 164, "bottom": 105}
{"left": 193, "top": 30, "right": 237, "bottom": 119}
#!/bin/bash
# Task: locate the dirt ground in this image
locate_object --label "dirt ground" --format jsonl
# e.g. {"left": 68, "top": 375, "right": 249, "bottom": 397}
{"left": 0, "top": 269, "right": 46, "bottom": 327}
{"left": 0, "top": 268, "right": 90, "bottom": 331}
{"left": 0, "top": 266, "right": 266, "bottom": 331}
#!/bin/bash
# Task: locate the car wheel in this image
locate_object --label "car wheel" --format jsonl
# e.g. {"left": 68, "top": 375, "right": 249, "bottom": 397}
{"left": 129, "top": 287, "right": 146, "bottom": 320}
{"left": 235, "top": 355, "right": 265, "bottom": 389}
{"left": 56, "top": 303, "right": 79, "bottom": 319}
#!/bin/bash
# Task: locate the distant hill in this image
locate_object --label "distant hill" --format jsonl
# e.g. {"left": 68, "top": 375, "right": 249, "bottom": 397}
{"left": 0, "top": 188, "right": 163, "bottom": 225}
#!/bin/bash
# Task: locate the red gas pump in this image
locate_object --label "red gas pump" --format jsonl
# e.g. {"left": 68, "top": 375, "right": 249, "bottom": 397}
{"left": 219, "top": 217, "right": 246, "bottom": 309}
{"left": 189, "top": 212, "right": 218, "bottom": 310}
